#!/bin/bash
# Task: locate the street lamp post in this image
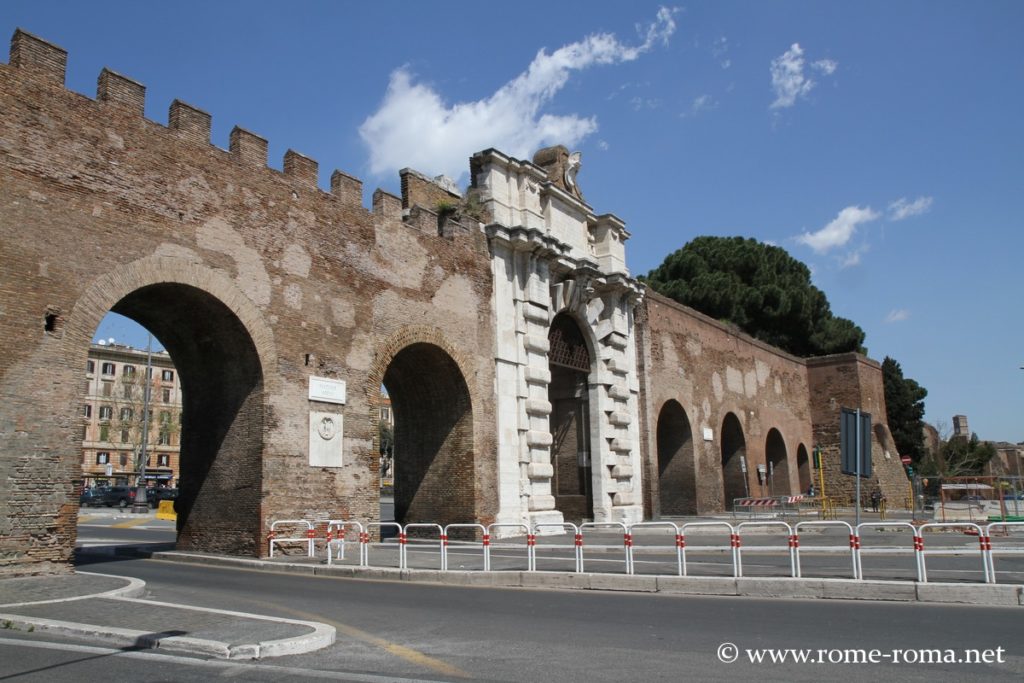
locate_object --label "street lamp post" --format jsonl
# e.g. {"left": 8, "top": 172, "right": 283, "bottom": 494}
{"left": 130, "top": 333, "right": 154, "bottom": 513}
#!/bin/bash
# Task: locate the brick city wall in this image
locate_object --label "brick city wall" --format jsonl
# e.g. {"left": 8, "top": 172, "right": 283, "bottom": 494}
{"left": 0, "top": 30, "right": 497, "bottom": 575}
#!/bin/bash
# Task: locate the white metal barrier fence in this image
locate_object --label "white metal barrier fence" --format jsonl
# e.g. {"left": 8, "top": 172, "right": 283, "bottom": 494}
{"left": 264, "top": 517, "right": 1023, "bottom": 584}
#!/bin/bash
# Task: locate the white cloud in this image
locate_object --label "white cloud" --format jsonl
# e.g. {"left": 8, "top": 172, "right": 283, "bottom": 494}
{"left": 597, "top": 139, "right": 610, "bottom": 151}
{"left": 885, "top": 309, "right": 910, "bottom": 323}
{"left": 840, "top": 245, "right": 869, "bottom": 269}
{"left": 769, "top": 43, "right": 837, "bottom": 110}
{"left": 712, "top": 36, "right": 731, "bottom": 69}
{"left": 690, "top": 94, "right": 716, "bottom": 115}
{"left": 796, "top": 205, "right": 880, "bottom": 253}
{"left": 813, "top": 59, "right": 838, "bottom": 76}
{"left": 359, "top": 7, "right": 678, "bottom": 180}
{"left": 888, "top": 196, "right": 934, "bottom": 221}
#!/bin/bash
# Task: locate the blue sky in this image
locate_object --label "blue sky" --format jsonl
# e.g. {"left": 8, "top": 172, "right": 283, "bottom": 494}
{"left": 4, "top": 1, "right": 1021, "bottom": 443}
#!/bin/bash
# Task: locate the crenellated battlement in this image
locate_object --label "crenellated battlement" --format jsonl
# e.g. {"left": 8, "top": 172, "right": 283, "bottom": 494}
{"left": 2, "top": 28, "right": 400, "bottom": 220}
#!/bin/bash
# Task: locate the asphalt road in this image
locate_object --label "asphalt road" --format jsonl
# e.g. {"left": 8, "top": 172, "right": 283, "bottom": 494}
{"left": 6, "top": 551, "right": 1017, "bottom": 682}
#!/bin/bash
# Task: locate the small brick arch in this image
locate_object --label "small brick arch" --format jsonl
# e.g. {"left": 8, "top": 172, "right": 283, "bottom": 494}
{"left": 766, "top": 428, "right": 791, "bottom": 495}
{"left": 367, "top": 326, "right": 478, "bottom": 527}
{"left": 721, "top": 412, "right": 748, "bottom": 509}
{"left": 656, "top": 399, "right": 696, "bottom": 516}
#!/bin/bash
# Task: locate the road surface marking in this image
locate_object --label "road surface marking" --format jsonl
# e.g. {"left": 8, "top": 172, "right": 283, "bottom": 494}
{"left": 111, "top": 517, "right": 154, "bottom": 529}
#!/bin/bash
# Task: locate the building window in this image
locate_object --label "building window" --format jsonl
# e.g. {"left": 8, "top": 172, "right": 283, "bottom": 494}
{"left": 80, "top": 425, "right": 87, "bottom": 441}
{"left": 102, "top": 382, "right": 112, "bottom": 397}
{"left": 123, "top": 365, "right": 135, "bottom": 376}
{"left": 158, "top": 431, "right": 170, "bottom": 446}
{"left": 121, "top": 428, "right": 131, "bottom": 443}
{"left": 99, "top": 425, "right": 109, "bottom": 442}
{"left": 98, "top": 406, "right": 112, "bottom": 421}
{"left": 162, "top": 369, "right": 174, "bottom": 382}
{"left": 120, "top": 407, "right": 133, "bottom": 421}
{"left": 86, "top": 360, "right": 95, "bottom": 374}
{"left": 119, "top": 453, "right": 128, "bottom": 467}
{"left": 83, "top": 404, "right": 92, "bottom": 418}
{"left": 158, "top": 454, "right": 170, "bottom": 467}
{"left": 162, "top": 388, "right": 172, "bottom": 403}
{"left": 96, "top": 452, "right": 109, "bottom": 465}
{"left": 101, "top": 362, "right": 115, "bottom": 376}
{"left": 123, "top": 384, "right": 133, "bottom": 399}
{"left": 380, "top": 407, "right": 390, "bottom": 422}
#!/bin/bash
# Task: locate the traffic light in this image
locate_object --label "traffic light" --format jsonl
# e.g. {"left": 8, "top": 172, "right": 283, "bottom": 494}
{"left": 906, "top": 465, "right": 914, "bottom": 476}
{"left": 813, "top": 446, "right": 821, "bottom": 469}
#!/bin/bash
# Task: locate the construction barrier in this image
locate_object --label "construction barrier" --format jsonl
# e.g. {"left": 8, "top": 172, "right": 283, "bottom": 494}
{"left": 155, "top": 500, "right": 177, "bottom": 521}
{"left": 533, "top": 523, "right": 582, "bottom": 574}
{"left": 443, "top": 524, "right": 490, "bottom": 572}
{"left": 267, "top": 519, "right": 314, "bottom": 558}
{"left": 580, "top": 522, "right": 633, "bottom": 575}
{"left": 793, "top": 520, "right": 857, "bottom": 579}
{"left": 629, "top": 522, "right": 683, "bottom": 577}
{"left": 986, "top": 521, "right": 1024, "bottom": 584}
{"left": 854, "top": 521, "right": 921, "bottom": 582}
{"left": 679, "top": 521, "right": 737, "bottom": 577}
{"left": 264, "top": 516, "right": 1024, "bottom": 586}
{"left": 734, "top": 521, "right": 795, "bottom": 578}
{"left": 916, "top": 522, "right": 989, "bottom": 584}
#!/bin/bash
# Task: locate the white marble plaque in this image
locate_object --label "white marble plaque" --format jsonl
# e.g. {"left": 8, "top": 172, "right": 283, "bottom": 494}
{"left": 309, "top": 411, "right": 343, "bottom": 467}
{"left": 308, "top": 376, "right": 347, "bottom": 405}
{"left": 703, "top": 427, "right": 714, "bottom": 442}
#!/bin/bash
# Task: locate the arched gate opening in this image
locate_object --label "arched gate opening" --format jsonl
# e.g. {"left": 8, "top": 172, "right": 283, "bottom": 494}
{"left": 657, "top": 400, "right": 696, "bottom": 516}
{"left": 548, "top": 313, "right": 594, "bottom": 522}
{"left": 382, "top": 343, "right": 474, "bottom": 527}
{"left": 797, "top": 443, "right": 811, "bottom": 494}
{"left": 106, "top": 284, "right": 264, "bottom": 555}
{"left": 721, "top": 413, "right": 748, "bottom": 509}
{"left": 766, "top": 428, "right": 791, "bottom": 495}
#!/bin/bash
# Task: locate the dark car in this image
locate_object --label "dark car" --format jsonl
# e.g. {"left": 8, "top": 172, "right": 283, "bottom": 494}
{"left": 79, "top": 488, "right": 105, "bottom": 507}
{"left": 147, "top": 487, "right": 178, "bottom": 509}
{"left": 93, "top": 485, "right": 137, "bottom": 508}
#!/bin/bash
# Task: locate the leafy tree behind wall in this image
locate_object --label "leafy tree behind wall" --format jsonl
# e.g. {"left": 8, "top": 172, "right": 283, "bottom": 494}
{"left": 642, "top": 236, "right": 865, "bottom": 357}
{"left": 882, "top": 356, "right": 927, "bottom": 463}
{"left": 939, "top": 433, "right": 996, "bottom": 476}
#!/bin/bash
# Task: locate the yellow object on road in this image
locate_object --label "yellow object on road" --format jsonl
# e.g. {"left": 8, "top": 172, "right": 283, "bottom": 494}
{"left": 156, "top": 500, "right": 177, "bottom": 520}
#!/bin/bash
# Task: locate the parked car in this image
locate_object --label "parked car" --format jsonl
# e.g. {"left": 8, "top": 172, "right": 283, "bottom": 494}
{"left": 93, "top": 485, "right": 136, "bottom": 508}
{"left": 147, "top": 487, "right": 178, "bottom": 509}
{"left": 79, "top": 488, "right": 106, "bottom": 507}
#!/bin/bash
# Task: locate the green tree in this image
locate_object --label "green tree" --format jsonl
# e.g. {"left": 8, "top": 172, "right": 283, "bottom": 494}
{"left": 939, "top": 433, "right": 996, "bottom": 476}
{"left": 642, "top": 236, "right": 865, "bottom": 357}
{"left": 882, "top": 356, "right": 927, "bottom": 463}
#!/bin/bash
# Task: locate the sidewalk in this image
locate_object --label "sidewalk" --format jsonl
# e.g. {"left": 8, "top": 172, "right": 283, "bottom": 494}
{"left": 0, "top": 570, "right": 335, "bottom": 659}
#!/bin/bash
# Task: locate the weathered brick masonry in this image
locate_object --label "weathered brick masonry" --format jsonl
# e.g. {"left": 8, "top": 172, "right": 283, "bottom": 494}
{"left": 0, "top": 30, "right": 907, "bottom": 576}
{"left": 0, "top": 30, "right": 497, "bottom": 575}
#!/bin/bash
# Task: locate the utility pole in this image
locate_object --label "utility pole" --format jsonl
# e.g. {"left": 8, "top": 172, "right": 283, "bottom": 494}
{"left": 131, "top": 333, "right": 153, "bottom": 513}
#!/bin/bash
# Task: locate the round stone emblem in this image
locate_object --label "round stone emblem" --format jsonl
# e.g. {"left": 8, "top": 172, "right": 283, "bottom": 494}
{"left": 317, "top": 416, "right": 337, "bottom": 440}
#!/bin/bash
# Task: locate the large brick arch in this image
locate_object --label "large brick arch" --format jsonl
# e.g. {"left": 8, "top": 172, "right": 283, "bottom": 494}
{"left": 367, "top": 326, "right": 478, "bottom": 527}
{"left": 62, "top": 256, "right": 278, "bottom": 555}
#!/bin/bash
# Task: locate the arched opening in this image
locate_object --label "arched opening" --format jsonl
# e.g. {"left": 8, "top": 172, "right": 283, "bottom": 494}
{"left": 548, "top": 313, "right": 594, "bottom": 522}
{"left": 102, "top": 284, "right": 264, "bottom": 555}
{"left": 797, "top": 443, "right": 811, "bottom": 494}
{"left": 657, "top": 400, "right": 696, "bottom": 516}
{"left": 721, "top": 413, "right": 748, "bottom": 508}
{"left": 766, "top": 429, "right": 791, "bottom": 495}
{"left": 383, "top": 343, "right": 474, "bottom": 527}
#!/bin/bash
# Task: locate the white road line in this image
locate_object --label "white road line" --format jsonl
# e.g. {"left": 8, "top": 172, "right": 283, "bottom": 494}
{"left": 0, "top": 637, "right": 454, "bottom": 683}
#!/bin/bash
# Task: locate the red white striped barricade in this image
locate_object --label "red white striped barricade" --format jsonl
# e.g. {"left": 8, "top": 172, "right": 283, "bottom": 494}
{"left": 679, "top": 522, "right": 737, "bottom": 577}
{"left": 734, "top": 521, "right": 795, "bottom": 578}
{"left": 486, "top": 523, "right": 535, "bottom": 572}
{"left": 854, "top": 522, "right": 921, "bottom": 582}
{"left": 402, "top": 523, "right": 444, "bottom": 571}
{"left": 916, "top": 522, "right": 988, "bottom": 583}
{"left": 985, "top": 521, "right": 1024, "bottom": 584}
{"left": 267, "top": 519, "right": 314, "bottom": 558}
{"left": 326, "top": 520, "right": 366, "bottom": 566}
{"left": 580, "top": 522, "right": 633, "bottom": 575}
{"left": 365, "top": 522, "right": 405, "bottom": 570}
{"left": 628, "top": 522, "right": 682, "bottom": 577}
{"left": 533, "top": 523, "right": 582, "bottom": 574}
{"left": 793, "top": 521, "right": 857, "bottom": 579}
{"left": 443, "top": 524, "right": 489, "bottom": 572}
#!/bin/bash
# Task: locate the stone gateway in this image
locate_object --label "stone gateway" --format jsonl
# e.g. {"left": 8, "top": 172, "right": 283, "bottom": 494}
{"left": 0, "top": 30, "right": 907, "bottom": 576}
